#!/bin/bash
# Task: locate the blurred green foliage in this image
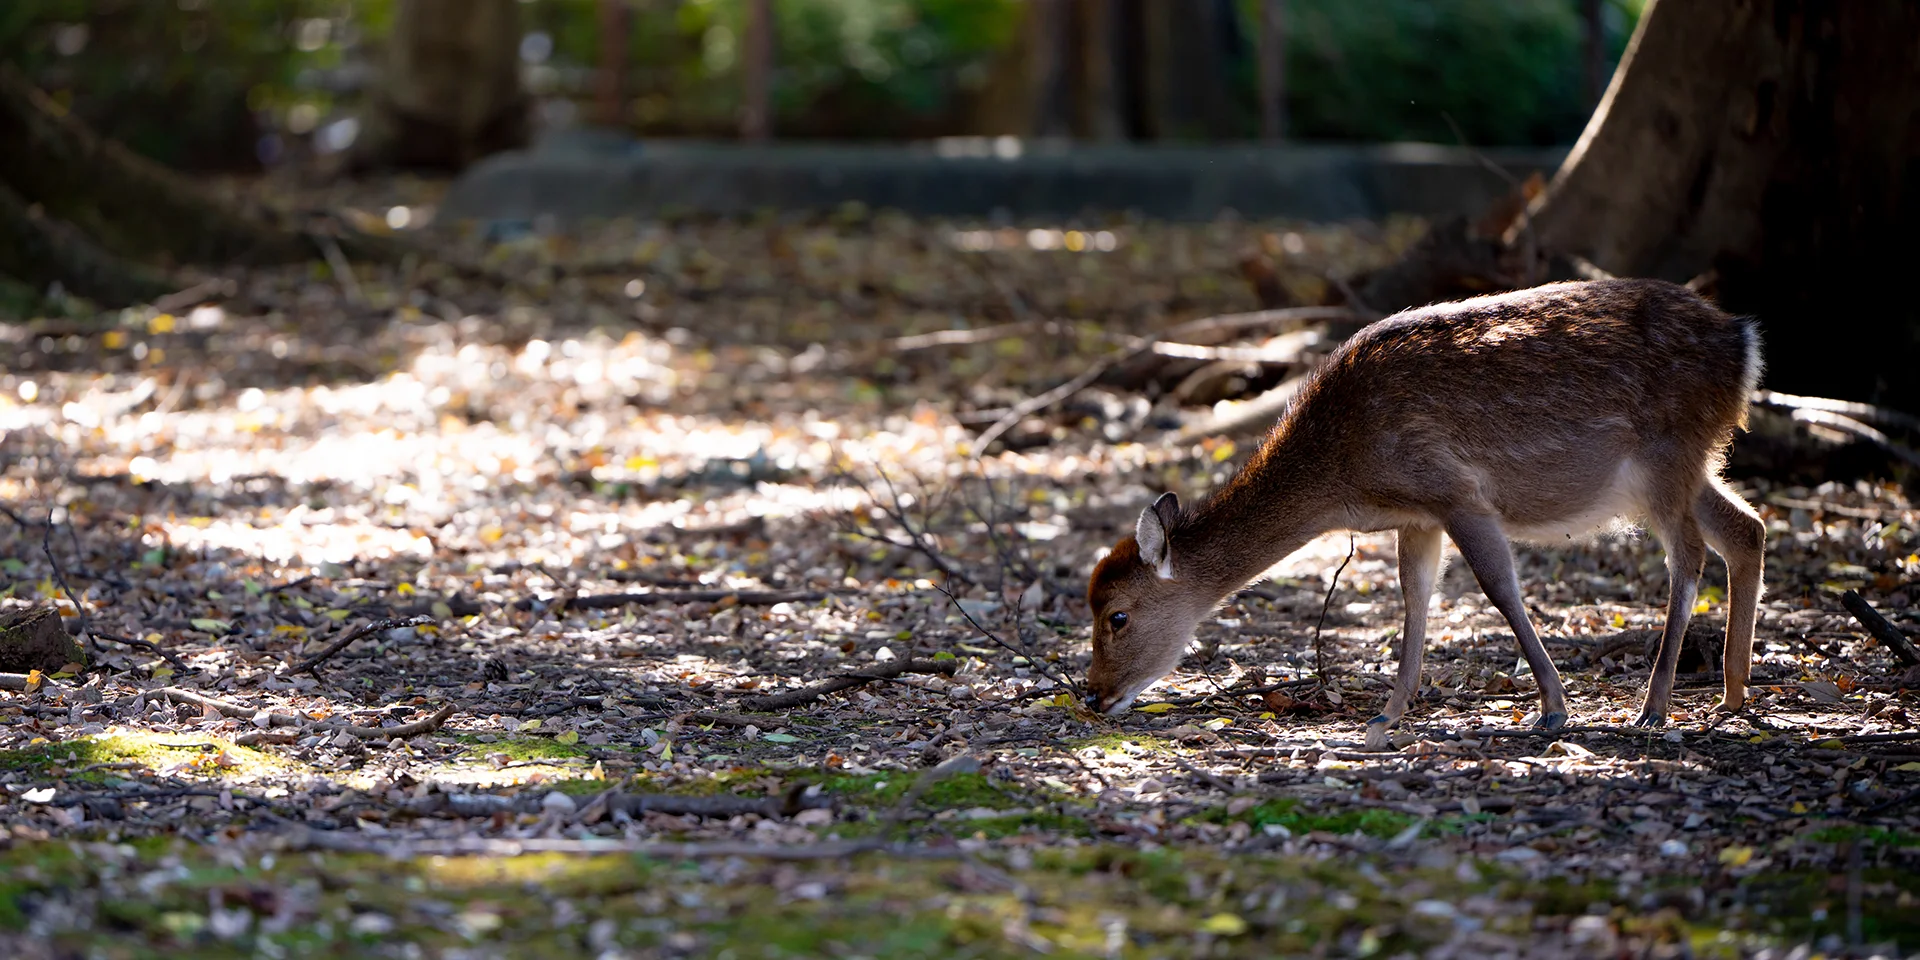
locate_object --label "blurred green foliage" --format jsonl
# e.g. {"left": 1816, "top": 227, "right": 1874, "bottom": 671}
{"left": 1264, "top": 0, "right": 1638, "bottom": 145}
{"left": 0, "top": 0, "right": 330, "bottom": 170}
{"left": 0, "top": 0, "right": 1640, "bottom": 168}
{"left": 519, "top": 0, "right": 1023, "bottom": 137}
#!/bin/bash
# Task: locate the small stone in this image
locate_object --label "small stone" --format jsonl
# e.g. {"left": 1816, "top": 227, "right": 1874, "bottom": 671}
{"left": 542, "top": 791, "right": 578, "bottom": 815}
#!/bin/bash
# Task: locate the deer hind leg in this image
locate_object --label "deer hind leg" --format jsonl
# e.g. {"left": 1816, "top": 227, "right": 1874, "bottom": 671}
{"left": 1696, "top": 476, "right": 1765, "bottom": 714}
{"left": 1634, "top": 502, "right": 1709, "bottom": 727}
{"left": 1446, "top": 512, "right": 1569, "bottom": 729}
{"left": 1366, "top": 525, "right": 1444, "bottom": 749}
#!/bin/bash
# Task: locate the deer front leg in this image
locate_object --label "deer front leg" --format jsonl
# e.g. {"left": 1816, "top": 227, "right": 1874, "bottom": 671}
{"left": 1366, "top": 525, "right": 1444, "bottom": 749}
{"left": 1446, "top": 513, "right": 1569, "bottom": 729}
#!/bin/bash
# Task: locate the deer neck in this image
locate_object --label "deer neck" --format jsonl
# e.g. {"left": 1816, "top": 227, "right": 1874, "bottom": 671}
{"left": 1172, "top": 428, "right": 1339, "bottom": 602}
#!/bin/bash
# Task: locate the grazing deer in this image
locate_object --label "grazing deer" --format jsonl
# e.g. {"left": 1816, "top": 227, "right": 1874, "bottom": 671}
{"left": 1085, "top": 279, "right": 1764, "bottom": 745}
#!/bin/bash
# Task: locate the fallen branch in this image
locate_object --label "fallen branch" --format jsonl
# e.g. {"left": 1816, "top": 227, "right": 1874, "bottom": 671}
{"left": 154, "top": 686, "right": 456, "bottom": 741}
{"left": 511, "top": 589, "right": 827, "bottom": 613}
{"left": 281, "top": 615, "right": 435, "bottom": 676}
{"left": 1777, "top": 407, "right": 1920, "bottom": 468}
{"left": 740, "top": 658, "right": 959, "bottom": 710}
{"left": 1840, "top": 590, "right": 1920, "bottom": 669}
{"left": 93, "top": 631, "right": 192, "bottom": 674}
{"left": 1171, "top": 373, "right": 1310, "bottom": 443}
{"left": 1754, "top": 389, "right": 1920, "bottom": 435}
{"left": 0, "top": 671, "right": 67, "bottom": 691}
{"left": 974, "top": 307, "right": 1354, "bottom": 451}
{"left": 333, "top": 702, "right": 456, "bottom": 740}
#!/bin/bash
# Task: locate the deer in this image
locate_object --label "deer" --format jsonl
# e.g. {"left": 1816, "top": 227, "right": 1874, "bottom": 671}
{"left": 1084, "top": 279, "right": 1765, "bottom": 747}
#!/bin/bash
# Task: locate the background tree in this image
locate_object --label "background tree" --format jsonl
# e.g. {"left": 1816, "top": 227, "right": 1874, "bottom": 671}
{"left": 348, "top": 0, "right": 529, "bottom": 171}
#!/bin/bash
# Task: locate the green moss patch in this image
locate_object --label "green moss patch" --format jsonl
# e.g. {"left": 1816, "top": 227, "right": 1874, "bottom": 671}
{"left": 1191, "top": 797, "right": 1421, "bottom": 840}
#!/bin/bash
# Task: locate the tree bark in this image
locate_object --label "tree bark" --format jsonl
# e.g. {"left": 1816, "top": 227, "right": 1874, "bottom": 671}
{"left": 350, "top": 0, "right": 529, "bottom": 171}
{"left": 1522, "top": 0, "right": 1920, "bottom": 408}
{"left": 0, "top": 64, "right": 315, "bottom": 268}
{"left": 1256, "top": 0, "right": 1286, "bottom": 140}
{"left": 0, "top": 181, "right": 172, "bottom": 307}
{"left": 596, "top": 0, "right": 633, "bottom": 128}
{"left": 739, "top": 0, "right": 773, "bottom": 141}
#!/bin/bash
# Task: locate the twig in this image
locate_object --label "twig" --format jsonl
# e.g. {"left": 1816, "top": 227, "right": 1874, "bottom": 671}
{"left": 975, "top": 352, "right": 1142, "bottom": 451}
{"left": 312, "top": 232, "right": 365, "bottom": 305}
{"left": 280, "top": 615, "right": 435, "bottom": 675}
{"left": 39, "top": 507, "right": 87, "bottom": 638}
{"left": 1443, "top": 111, "right": 1539, "bottom": 286}
{"left": 150, "top": 277, "right": 233, "bottom": 315}
{"left": 510, "top": 589, "right": 827, "bottom": 613}
{"left": 1863, "top": 784, "right": 1920, "bottom": 816}
{"left": 264, "top": 574, "right": 317, "bottom": 595}
{"left": 93, "top": 631, "right": 193, "bottom": 674}
{"left": 934, "top": 581, "right": 1082, "bottom": 696}
{"left": 1312, "top": 535, "right": 1356, "bottom": 680}
{"left": 887, "top": 319, "right": 1065, "bottom": 351}
{"left": 1840, "top": 590, "right": 1920, "bottom": 669}
{"left": 740, "top": 658, "right": 959, "bottom": 710}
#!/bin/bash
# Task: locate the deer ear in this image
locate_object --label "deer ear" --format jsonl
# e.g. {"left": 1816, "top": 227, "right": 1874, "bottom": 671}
{"left": 1136, "top": 492, "right": 1179, "bottom": 579}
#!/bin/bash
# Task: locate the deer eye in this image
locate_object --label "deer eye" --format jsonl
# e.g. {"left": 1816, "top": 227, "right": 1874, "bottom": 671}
{"left": 1108, "top": 611, "right": 1128, "bottom": 631}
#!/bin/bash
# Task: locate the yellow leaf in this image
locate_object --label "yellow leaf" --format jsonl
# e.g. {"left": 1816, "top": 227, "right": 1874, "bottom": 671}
{"left": 396, "top": 583, "right": 416, "bottom": 596}
{"left": 148, "top": 313, "right": 176, "bottom": 334}
{"left": 1211, "top": 441, "right": 1237, "bottom": 462}
{"left": 1611, "top": 612, "right": 1627, "bottom": 628}
{"left": 520, "top": 719, "right": 542, "bottom": 731}
{"left": 1202, "top": 717, "right": 1233, "bottom": 731}
{"left": 24, "top": 669, "right": 43, "bottom": 693}
{"left": 1718, "top": 846, "right": 1754, "bottom": 867}
{"left": 1894, "top": 762, "right": 1920, "bottom": 772}
{"left": 1814, "top": 739, "right": 1845, "bottom": 750}
{"left": 556, "top": 731, "right": 580, "bottom": 745}
{"left": 102, "top": 330, "right": 127, "bottom": 349}
{"left": 1136, "top": 702, "right": 1176, "bottom": 714}
{"left": 1198, "top": 913, "right": 1248, "bottom": 936}
{"left": 1790, "top": 802, "right": 1808, "bottom": 814}
{"left": 479, "top": 525, "right": 505, "bottom": 544}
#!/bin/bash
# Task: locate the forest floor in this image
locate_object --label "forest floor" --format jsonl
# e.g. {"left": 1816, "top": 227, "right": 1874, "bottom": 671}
{"left": 2, "top": 179, "right": 1919, "bottom": 959}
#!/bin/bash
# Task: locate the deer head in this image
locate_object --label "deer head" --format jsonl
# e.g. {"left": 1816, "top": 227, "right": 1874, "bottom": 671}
{"left": 1084, "top": 492, "right": 1215, "bottom": 714}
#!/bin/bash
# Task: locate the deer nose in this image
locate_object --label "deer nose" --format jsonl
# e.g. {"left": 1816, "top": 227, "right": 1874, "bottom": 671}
{"left": 1084, "top": 692, "right": 1103, "bottom": 711}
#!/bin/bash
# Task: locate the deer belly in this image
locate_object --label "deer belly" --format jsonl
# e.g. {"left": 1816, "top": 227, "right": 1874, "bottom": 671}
{"left": 1498, "top": 459, "right": 1649, "bottom": 543}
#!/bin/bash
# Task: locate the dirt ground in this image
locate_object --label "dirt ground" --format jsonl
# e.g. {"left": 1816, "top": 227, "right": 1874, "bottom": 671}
{"left": 2, "top": 184, "right": 1918, "bottom": 959}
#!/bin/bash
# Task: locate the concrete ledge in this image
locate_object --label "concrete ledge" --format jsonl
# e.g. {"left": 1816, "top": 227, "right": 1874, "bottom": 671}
{"left": 439, "top": 134, "right": 1568, "bottom": 223}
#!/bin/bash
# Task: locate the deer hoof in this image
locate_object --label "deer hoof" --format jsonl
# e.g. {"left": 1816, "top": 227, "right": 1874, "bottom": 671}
{"left": 1631, "top": 708, "right": 1667, "bottom": 728}
{"left": 1363, "top": 718, "right": 1393, "bottom": 750}
{"left": 1712, "top": 695, "right": 1745, "bottom": 714}
{"left": 1533, "top": 711, "right": 1567, "bottom": 730}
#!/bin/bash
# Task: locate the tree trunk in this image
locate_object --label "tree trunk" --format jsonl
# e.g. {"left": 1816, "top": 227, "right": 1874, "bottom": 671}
{"left": 350, "top": 0, "right": 529, "bottom": 171}
{"left": 1073, "top": 0, "right": 1124, "bottom": 140}
{"left": 595, "top": 0, "right": 633, "bottom": 128}
{"left": 1524, "top": 0, "right": 1920, "bottom": 408}
{"left": 0, "top": 65, "right": 400, "bottom": 308}
{"left": 0, "top": 181, "right": 171, "bottom": 306}
{"left": 739, "top": 0, "right": 773, "bottom": 141}
{"left": 1256, "top": 0, "right": 1286, "bottom": 140}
